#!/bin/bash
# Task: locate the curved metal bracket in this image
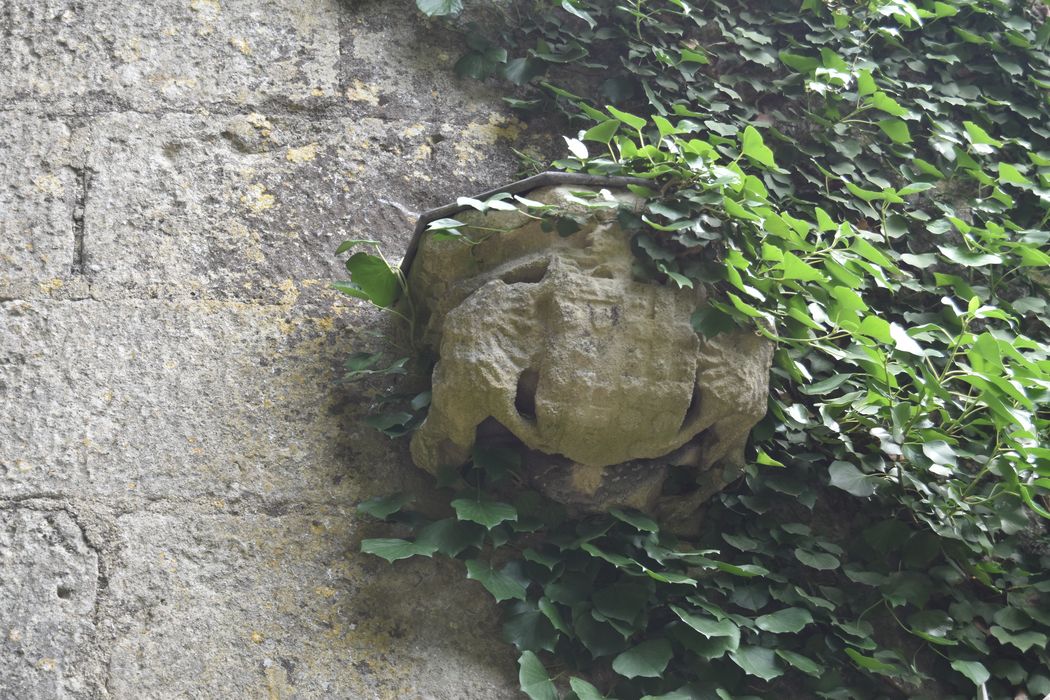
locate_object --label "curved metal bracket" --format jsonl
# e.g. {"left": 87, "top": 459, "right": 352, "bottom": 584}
{"left": 400, "top": 171, "right": 649, "bottom": 272}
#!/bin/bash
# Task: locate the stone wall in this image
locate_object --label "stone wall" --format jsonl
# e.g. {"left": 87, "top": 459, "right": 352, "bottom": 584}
{"left": 0, "top": 1, "right": 531, "bottom": 696}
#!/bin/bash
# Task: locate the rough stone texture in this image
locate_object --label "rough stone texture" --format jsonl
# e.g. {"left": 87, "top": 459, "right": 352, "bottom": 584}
{"left": 0, "top": 0, "right": 341, "bottom": 111}
{"left": 408, "top": 187, "right": 774, "bottom": 527}
{"left": 0, "top": 508, "right": 100, "bottom": 699}
{"left": 0, "top": 115, "right": 77, "bottom": 286}
{"left": 1, "top": 0, "right": 535, "bottom": 697}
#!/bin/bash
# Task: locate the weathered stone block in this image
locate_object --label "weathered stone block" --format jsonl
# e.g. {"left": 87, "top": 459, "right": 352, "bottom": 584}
{"left": 408, "top": 185, "right": 774, "bottom": 526}
{"left": 104, "top": 510, "right": 516, "bottom": 699}
{"left": 0, "top": 114, "right": 77, "bottom": 292}
{"left": 0, "top": 295, "right": 385, "bottom": 504}
{"left": 0, "top": 508, "right": 99, "bottom": 699}
{"left": 0, "top": 0, "right": 542, "bottom": 694}
{"left": 0, "top": 0, "right": 341, "bottom": 111}
{"left": 78, "top": 112, "right": 518, "bottom": 301}
{"left": 339, "top": 0, "right": 529, "bottom": 124}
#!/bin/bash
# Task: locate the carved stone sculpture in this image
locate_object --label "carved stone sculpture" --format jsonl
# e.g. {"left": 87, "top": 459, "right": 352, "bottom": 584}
{"left": 405, "top": 183, "right": 773, "bottom": 529}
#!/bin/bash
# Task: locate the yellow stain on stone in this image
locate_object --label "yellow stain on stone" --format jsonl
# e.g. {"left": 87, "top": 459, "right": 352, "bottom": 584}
{"left": 36, "top": 658, "right": 57, "bottom": 672}
{"left": 344, "top": 80, "right": 380, "bottom": 106}
{"left": 401, "top": 123, "right": 426, "bottom": 138}
{"left": 570, "top": 464, "right": 605, "bottom": 495}
{"left": 38, "top": 278, "right": 63, "bottom": 295}
{"left": 277, "top": 279, "right": 299, "bottom": 306}
{"left": 229, "top": 37, "right": 251, "bottom": 55}
{"left": 189, "top": 0, "right": 221, "bottom": 12}
{"left": 226, "top": 221, "right": 263, "bottom": 263}
{"left": 33, "top": 174, "right": 63, "bottom": 196}
{"left": 310, "top": 87, "right": 325, "bottom": 97}
{"left": 264, "top": 665, "right": 293, "bottom": 700}
{"left": 345, "top": 162, "right": 366, "bottom": 180}
{"left": 455, "top": 114, "right": 526, "bottom": 164}
{"left": 240, "top": 184, "right": 276, "bottom": 212}
{"left": 314, "top": 586, "right": 336, "bottom": 598}
{"left": 411, "top": 143, "right": 432, "bottom": 162}
{"left": 116, "top": 38, "right": 143, "bottom": 63}
{"left": 246, "top": 113, "right": 273, "bottom": 138}
{"left": 250, "top": 631, "right": 265, "bottom": 644}
{"left": 285, "top": 143, "right": 320, "bottom": 163}
{"left": 149, "top": 74, "right": 200, "bottom": 90}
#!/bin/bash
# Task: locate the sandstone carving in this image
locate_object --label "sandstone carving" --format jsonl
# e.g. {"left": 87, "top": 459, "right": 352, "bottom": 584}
{"left": 406, "top": 184, "right": 773, "bottom": 528}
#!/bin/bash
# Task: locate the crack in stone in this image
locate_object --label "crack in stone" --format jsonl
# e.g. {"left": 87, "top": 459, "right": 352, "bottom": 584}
{"left": 0, "top": 99, "right": 405, "bottom": 122}
{"left": 0, "top": 90, "right": 508, "bottom": 127}
{"left": 0, "top": 497, "right": 112, "bottom": 697}
{"left": 71, "top": 166, "right": 89, "bottom": 276}
{"left": 1, "top": 493, "right": 356, "bottom": 517}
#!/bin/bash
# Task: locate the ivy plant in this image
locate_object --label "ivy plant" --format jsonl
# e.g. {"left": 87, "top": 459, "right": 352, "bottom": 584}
{"left": 342, "top": 0, "right": 1050, "bottom": 697}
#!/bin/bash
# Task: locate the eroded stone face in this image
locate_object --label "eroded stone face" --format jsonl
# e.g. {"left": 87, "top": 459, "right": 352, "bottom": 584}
{"left": 407, "top": 186, "right": 773, "bottom": 527}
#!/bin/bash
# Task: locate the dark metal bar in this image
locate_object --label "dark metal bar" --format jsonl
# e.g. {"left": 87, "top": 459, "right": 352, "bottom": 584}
{"left": 400, "top": 172, "right": 649, "bottom": 272}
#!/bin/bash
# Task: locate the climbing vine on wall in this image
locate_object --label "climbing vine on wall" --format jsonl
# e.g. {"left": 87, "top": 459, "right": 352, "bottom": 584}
{"left": 342, "top": 0, "right": 1050, "bottom": 697}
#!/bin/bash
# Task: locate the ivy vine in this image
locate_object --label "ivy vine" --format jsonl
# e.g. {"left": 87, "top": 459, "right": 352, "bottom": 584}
{"left": 341, "top": 0, "right": 1050, "bottom": 697}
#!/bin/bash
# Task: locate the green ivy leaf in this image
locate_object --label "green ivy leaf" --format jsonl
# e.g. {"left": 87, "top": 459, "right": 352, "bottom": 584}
{"left": 416, "top": 0, "right": 463, "bottom": 15}
{"left": 963, "top": 120, "right": 1003, "bottom": 148}
{"left": 360, "top": 538, "right": 430, "bottom": 563}
{"left": 776, "top": 649, "right": 824, "bottom": 677}
{"left": 950, "top": 660, "right": 990, "bottom": 686}
{"left": 341, "top": 252, "right": 399, "bottom": 308}
{"left": 466, "top": 560, "right": 528, "bottom": 602}
{"left": 583, "top": 120, "right": 621, "bottom": 144}
{"left": 755, "top": 607, "right": 814, "bottom": 634}
{"left": 612, "top": 639, "right": 673, "bottom": 679}
{"left": 357, "top": 492, "right": 413, "bottom": 520}
{"left": 415, "top": 518, "right": 484, "bottom": 557}
{"left": 593, "top": 583, "right": 649, "bottom": 623}
{"left": 844, "top": 648, "right": 900, "bottom": 675}
{"left": 451, "top": 498, "right": 518, "bottom": 529}
{"left": 569, "top": 678, "right": 608, "bottom": 700}
{"left": 504, "top": 607, "right": 558, "bottom": 652}
{"left": 518, "top": 651, "right": 557, "bottom": 700}
{"left": 938, "top": 245, "right": 1003, "bottom": 267}
{"left": 741, "top": 125, "right": 777, "bottom": 168}
{"left": 778, "top": 251, "right": 824, "bottom": 281}
{"left": 560, "top": 0, "right": 597, "bottom": 28}
{"left": 537, "top": 597, "right": 571, "bottom": 636}
{"left": 610, "top": 508, "right": 659, "bottom": 532}
{"left": 670, "top": 605, "right": 740, "bottom": 646}
{"left": 606, "top": 105, "right": 647, "bottom": 130}
{"left": 878, "top": 119, "right": 912, "bottom": 144}
{"left": 730, "top": 646, "right": 783, "bottom": 681}
{"left": 889, "top": 322, "right": 923, "bottom": 356}
{"left": 922, "top": 440, "right": 957, "bottom": 468}
{"left": 990, "top": 626, "right": 1048, "bottom": 653}
{"left": 335, "top": 239, "right": 380, "bottom": 255}
{"left": 829, "top": 462, "right": 877, "bottom": 497}
{"left": 794, "top": 548, "right": 840, "bottom": 570}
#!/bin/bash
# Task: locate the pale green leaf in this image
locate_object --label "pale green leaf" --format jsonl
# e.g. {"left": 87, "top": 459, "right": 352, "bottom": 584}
{"left": 518, "top": 652, "right": 557, "bottom": 700}
{"left": 612, "top": 639, "right": 673, "bottom": 679}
